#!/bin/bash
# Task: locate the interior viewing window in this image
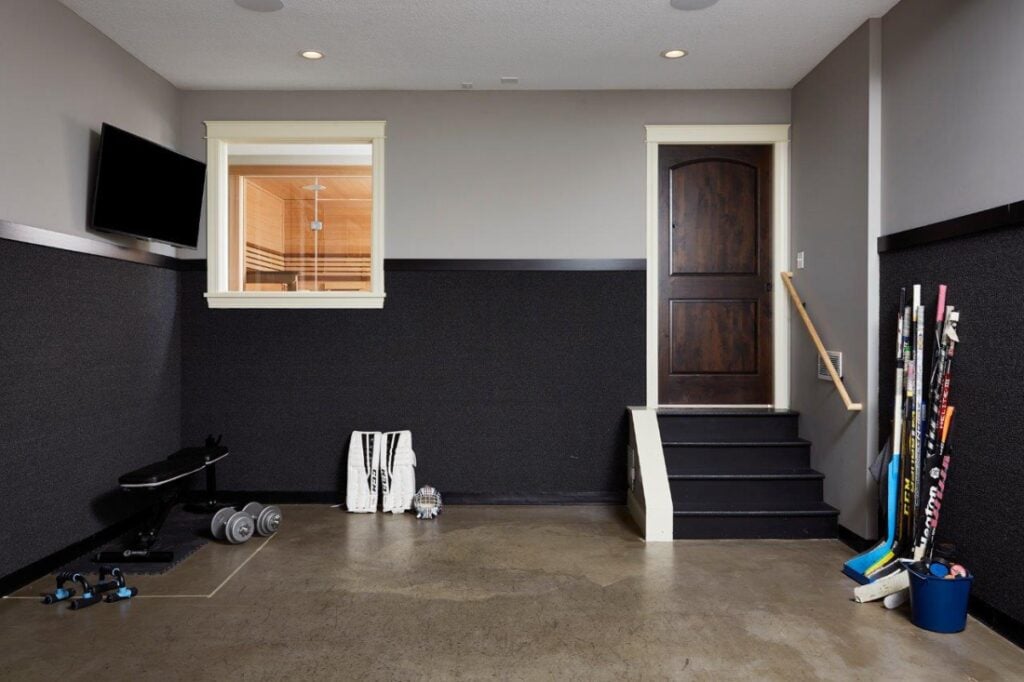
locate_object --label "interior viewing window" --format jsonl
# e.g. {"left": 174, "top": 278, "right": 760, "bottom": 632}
{"left": 204, "top": 121, "right": 385, "bottom": 308}
{"left": 230, "top": 154, "right": 372, "bottom": 293}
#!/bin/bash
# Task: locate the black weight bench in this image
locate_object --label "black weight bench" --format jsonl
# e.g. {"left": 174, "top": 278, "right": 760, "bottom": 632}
{"left": 93, "top": 441, "right": 229, "bottom": 564}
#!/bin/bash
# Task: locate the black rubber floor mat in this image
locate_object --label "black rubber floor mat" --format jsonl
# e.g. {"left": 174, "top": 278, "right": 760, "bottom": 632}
{"left": 58, "top": 506, "right": 210, "bottom": 576}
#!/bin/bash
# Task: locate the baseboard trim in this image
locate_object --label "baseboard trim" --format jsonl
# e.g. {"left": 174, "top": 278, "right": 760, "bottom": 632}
{"left": 196, "top": 490, "right": 625, "bottom": 506}
{"left": 836, "top": 524, "right": 875, "bottom": 553}
{"left": 196, "top": 491, "right": 341, "bottom": 505}
{"left": 969, "top": 596, "right": 1024, "bottom": 650}
{"left": 0, "top": 510, "right": 146, "bottom": 597}
{"left": 442, "top": 491, "right": 626, "bottom": 505}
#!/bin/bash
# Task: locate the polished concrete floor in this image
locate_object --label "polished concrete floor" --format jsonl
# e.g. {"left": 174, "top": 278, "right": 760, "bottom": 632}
{"left": 1, "top": 505, "right": 1022, "bottom": 681}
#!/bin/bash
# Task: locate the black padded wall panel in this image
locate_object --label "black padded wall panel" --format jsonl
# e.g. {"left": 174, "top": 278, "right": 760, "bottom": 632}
{"left": 0, "top": 239, "right": 181, "bottom": 578}
{"left": 879, "top": 225, "right": 1024, "bottom": 624}
{"left": 179, "top": 269, "right": 645, "bottom": 498}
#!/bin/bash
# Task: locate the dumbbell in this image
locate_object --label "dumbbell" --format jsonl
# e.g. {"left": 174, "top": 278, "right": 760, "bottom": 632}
{"left": 210, "top": 507, "right": 255, "bottom": 544}
{"left": 241, "top": 502, "right": 282, "bottom": 536}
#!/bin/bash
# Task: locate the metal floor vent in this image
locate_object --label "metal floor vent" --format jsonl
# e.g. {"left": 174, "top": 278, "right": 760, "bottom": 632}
{"left": 817, "top": 350, "right": 843, "bottom": 381}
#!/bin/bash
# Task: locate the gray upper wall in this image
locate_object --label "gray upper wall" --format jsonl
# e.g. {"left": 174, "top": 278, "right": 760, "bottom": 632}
{"left": 0, "top": 2, "right": 789, "bottom": 260}
{"left": 790, "top": 21, "right": 877, "bottom": 538}
{"left": 179, "top": 90, "right": 790, "bottom": 259}
{"left": 0, "top": 0, "right": 181, "bottom": 257}
{"left": 883, "top": 0, "right": 1024, "bottom": 234}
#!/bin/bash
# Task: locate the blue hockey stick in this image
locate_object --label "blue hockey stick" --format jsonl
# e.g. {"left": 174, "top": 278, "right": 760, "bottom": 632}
{"left": 843, "top": 450, "right": 899, "bottom": 583}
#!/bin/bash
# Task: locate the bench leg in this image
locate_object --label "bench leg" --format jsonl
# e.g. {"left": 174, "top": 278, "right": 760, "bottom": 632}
{"left": 184, "top": 463, "right": 222, "bottom": 513}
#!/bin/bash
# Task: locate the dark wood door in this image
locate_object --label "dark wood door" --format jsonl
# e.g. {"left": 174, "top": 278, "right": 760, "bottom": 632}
{"left": 659, "top": 145, "right": 773, "bottom": 404}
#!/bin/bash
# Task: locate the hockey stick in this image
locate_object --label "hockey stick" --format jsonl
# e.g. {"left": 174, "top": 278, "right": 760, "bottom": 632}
{"left": 843, "top": 289, "right": 907, "bottom": 583}
{"left": 884, "top": 407, "right": 956, "bottom": 609}
{"left": 914, "top": 309, "right": 958, "bottom": 559}
{"left": 911, "top": 298, "right": 926, "bottom": 544}
{"left": 874, "top": 297, "right": 960, "bottom": 586}
{"left": 896, "top": 292, "right": 920, "bottom": 556}
{"left": 912, "top": 289, "right": 951, "bottom": 556}
{"left": 923, "top": 409, "right": 956, "bottom": 561}
{"left": 864, "top": 301, "right": 913, "bottom": 573}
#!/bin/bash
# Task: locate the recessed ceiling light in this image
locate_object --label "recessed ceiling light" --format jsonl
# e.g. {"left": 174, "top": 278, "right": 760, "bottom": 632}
{"left": 670, "top": 0, "right": 720, "bottom": 10}
{"left": 500, "top": 76, "right": 519, "bottom": 85}
{"left": 661, "top": 49, "right": 688, "bottom": 59}
{"left": 235, "top": 0, "right": 285, "bottom": 12}
{"left": 461, "top": 82, "right": 474, "bottom": 89}
{"left": 300, "top": 50, "right": 324, "bottom": 60}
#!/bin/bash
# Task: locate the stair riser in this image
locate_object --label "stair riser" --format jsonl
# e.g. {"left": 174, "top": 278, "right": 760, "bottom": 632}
{"left": 670, "top": 478, "right": 823, "bottom": 510}
{"left": 664, "top": 445, "right": 810, "bottom": 475}
{"left": 673, "top": 514, "right": 838, "bottom": 539}
{"left": 658, "top": 415, "right": 799, "bottom": 442}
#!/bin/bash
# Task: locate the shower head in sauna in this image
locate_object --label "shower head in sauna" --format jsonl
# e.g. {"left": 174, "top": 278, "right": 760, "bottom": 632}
{"left": 304, "top": 179, "right": 326, "bottom": 232}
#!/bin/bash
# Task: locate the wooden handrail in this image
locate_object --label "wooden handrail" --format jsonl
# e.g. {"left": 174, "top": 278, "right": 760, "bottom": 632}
{"left": 780, "top": 272, "right": 863, "bottom": 412}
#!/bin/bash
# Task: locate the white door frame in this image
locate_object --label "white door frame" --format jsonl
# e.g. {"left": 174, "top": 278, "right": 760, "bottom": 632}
{"left": 645, "top": 124, "right": 791, "bottom": 408}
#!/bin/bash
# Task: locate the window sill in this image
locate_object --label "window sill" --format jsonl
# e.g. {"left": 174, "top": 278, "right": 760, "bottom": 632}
{"left": 205, "top": 292, "right": 386, "bottom": 309}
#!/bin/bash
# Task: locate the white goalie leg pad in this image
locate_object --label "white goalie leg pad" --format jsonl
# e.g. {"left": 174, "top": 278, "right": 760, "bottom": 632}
{"left": 380, "top": 430, "right": 417, "bottom": 514}
{"left": 853, "top": 569, "right": 910, "bottom": 603}
{"left": 346, "top": 431, "right": 380, "bottom": 513}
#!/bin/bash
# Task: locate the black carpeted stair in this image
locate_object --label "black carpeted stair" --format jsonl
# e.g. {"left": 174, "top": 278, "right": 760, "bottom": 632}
{"left": 660, "top": 409, "right": 839, "bottom": 539}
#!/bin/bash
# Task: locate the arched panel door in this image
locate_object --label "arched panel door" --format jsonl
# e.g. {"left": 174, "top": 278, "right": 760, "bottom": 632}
{"left": 658, "top": 145, "right": 773, "bottom": 404}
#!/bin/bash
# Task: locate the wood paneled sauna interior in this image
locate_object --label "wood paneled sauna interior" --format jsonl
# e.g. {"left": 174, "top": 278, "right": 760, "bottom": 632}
{"left": 227, "top": 157, "right": 372, "bottom": 292}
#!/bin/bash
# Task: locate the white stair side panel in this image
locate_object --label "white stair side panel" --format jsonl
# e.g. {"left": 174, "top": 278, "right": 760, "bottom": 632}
{"left": 627, "top": 407, "right": 673, "bottom": 542}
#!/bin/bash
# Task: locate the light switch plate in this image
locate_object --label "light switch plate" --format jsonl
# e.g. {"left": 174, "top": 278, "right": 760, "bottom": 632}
{"left": 796, "top": 251, "right": 805, "bottom": 269}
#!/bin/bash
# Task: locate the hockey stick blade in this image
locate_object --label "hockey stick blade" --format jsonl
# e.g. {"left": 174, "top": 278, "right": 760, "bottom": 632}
{"left": 843, "top": 451, "right": 901, "bottom": 582}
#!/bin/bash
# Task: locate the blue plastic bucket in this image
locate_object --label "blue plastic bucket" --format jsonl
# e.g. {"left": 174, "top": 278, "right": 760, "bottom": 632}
{"left": 907, "top": 566, "right": 973, "bottom": 633}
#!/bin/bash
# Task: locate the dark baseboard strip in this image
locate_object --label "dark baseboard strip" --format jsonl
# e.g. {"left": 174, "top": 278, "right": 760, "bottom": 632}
{"left": 197, "top": 491, "right": 341, "bottom": 505}
{"left": 878, "top": 200, "right": 1024, "bottom": 253}
{"left": 0, "top": 510, "right": 146, "bottom": 597}
{"left": 836, "top": 524, "right": 875, "bottom": 553}
{"left": 200, "top": 491, "right": 624, "bottom": 506}
{"left": 440, "top": 491, "right": 625, "bottom": 505}
{"left": 969, "top": 596, "right": 1024, "bottom": 649}
{"left": 385, "top": 259, "right": 646, "bottom": 271}
{"left": 0, "top": 219, "right": 182, "bottom": 269}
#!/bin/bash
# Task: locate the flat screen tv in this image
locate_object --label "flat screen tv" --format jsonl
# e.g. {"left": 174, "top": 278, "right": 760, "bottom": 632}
{"left": 91, "top": 123, "right": 206, "bottom": 249}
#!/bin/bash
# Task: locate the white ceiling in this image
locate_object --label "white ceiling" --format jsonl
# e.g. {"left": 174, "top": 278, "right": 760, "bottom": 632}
{"left": 59, "top": 0, "right": 900, "bottom": 91}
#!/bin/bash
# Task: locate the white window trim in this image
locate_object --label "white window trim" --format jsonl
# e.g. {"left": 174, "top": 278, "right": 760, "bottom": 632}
{"left": 644, "top": 124, "right": 791, "bottom": 408}
{"left": 203, "top": 120, "right": 386, "bottom": 309}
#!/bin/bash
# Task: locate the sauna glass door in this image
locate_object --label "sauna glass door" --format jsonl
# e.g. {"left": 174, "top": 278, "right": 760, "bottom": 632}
{"left": 227, "top": 151, "right": 373, "bottom": 293}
